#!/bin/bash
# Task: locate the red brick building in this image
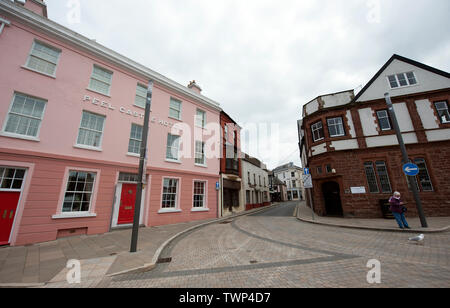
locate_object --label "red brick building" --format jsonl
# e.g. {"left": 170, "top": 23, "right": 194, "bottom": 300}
{"left": 299, "top": 55, "right": 450, "bottom": 218}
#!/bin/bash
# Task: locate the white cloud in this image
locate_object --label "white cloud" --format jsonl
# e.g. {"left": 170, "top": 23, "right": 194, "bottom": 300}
{"left": 46, "top": 0, "right": 450, "bottom": 169}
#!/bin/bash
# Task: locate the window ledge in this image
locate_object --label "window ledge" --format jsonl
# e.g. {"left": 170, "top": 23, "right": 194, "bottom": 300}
{"left": 168, "top": 116, "right": 183, "bottom": 122}
{"left": 86, "top": 87, "right": 111, "bottom": 98}
{"left": 165, "top": 159, "right": 182, "bottom": 164}
{"left": 127, "top": 152, "right": 140, "bottom": 158}
{"left": 73, "top": 144, "right": 103, "bottom": 152}
{"left": 52, "top": 212, "right": 97, "bottom": 219}
{"left": 191, "top": 208, "right": 210, "bottom": 212}
{"left": 21, "top": 65, "right": 56, "bottom": 79}
{"left": 0, "top": 131, "right": 40, "bottom": 142}
{"left": 158, "top": 208, "right": 182, "bottom": 214}
{"left": 195, "top": 163, "right": 208, "bottom": 168}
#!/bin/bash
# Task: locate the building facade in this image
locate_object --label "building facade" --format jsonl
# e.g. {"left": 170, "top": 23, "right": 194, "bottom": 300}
{"left": 219, "top": 111, "right": 245, "bottom": 217}
{"left": 273, "top": 163, "right": 304, "bottom": 201}
{"left": 242, "top": 154, "right": 270, "bottom": 210}
{"left": 0, "top": 1, "right": 222, "bottom": 246}
{"left": 268, "top": 171, "right": 288, "bottom": 202}
{"left": 299, "top": 54, "right": 450, "bottom": 218}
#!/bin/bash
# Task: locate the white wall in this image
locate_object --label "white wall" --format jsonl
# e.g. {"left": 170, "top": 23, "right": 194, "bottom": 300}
{"left": 357, "top": 59, "right": 450, "bottom": 102}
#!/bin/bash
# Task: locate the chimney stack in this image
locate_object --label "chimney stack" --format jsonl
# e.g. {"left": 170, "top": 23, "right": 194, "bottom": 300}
{"left": 187, "top": 80, "right": 202, "bottom": 94}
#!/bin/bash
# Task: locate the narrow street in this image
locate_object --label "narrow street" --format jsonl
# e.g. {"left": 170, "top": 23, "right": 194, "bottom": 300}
{"left": 97, "top": 202, "right": 450, "bottom": 288}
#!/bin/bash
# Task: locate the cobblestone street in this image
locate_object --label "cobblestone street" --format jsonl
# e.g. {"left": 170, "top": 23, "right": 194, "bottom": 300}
{"left": 98, "top": 202, "right": 450, "bottom": 288}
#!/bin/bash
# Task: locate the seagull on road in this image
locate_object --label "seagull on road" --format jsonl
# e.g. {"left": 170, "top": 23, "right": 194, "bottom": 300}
{"left": 408, "top": 234, "right": 425, "bottom": 245}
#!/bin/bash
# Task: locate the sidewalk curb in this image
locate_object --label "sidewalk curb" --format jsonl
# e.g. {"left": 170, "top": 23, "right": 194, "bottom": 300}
{"left": 296, "top": 205, "right": 450, "bottom": 234}
{"left": 0, "top": 283, "right": 46, "bottom": 288}
{"left": 107, "top": 203, "right": 281, "bottom": 278}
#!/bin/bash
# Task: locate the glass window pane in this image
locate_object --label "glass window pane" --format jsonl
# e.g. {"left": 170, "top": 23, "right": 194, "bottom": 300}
{"left": 364, "top": 162, "right": 379, "bottom": 193}
{"left": 388, "top": 75, "right": 398, "bottom": 88}
{"left": 376, "top": 161, "right": 392, "bottom": 193}
{"left": 397, "top": 73, "right": 408, "bottom": 86}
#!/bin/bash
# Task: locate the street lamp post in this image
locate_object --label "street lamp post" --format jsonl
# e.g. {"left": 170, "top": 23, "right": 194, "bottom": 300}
{"left": 130, "top": 80, "right": 153, "bottom": 253}
{"left": 384, "top": 93, "right": 428, "bottom": 228}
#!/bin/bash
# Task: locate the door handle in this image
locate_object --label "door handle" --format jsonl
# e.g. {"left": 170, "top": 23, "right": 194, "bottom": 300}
{"left": 10, "top": 210, "right": 14, "bottom": 220}
{"left": 2, "top": 210, "right": 6, "bottom": 219}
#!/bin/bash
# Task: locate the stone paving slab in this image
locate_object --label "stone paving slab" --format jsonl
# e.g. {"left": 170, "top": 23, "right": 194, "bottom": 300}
{"left": 296, "top": 202, "right": 450, "bottom": 233}
{"left": 0, "top": 204, "right": 277, "bottom": 286}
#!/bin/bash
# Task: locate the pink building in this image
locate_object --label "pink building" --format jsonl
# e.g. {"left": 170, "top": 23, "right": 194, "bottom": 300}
{"left": 0, "top": 0, "right": 222, "bottom": 246}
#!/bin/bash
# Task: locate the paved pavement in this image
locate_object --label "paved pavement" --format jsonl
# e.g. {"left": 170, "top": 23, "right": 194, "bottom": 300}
{"left": 91, "top": 202, "right": 450, "bottom": 288}
{"left": 1, "top": 201, "right": 449, "bottom": 288}
{"left": 296, "top": 202, "right": 450, "bottom": 233}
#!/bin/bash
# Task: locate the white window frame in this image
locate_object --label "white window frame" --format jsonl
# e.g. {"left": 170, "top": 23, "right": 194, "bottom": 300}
{"left": 192, "top": 180, "right": 208, "bottom": 211}
{"left": 1, "top": 92, "right": 47, "bottom": 141}
{"left": 434, "top": 101, "right": 450, "bottom": 124}
{"left": 134, "top": 83, "right": 148, "bottom": 109}
{"left": 376, "top": 110, "right": 392, "bottom": 131}
{"left": 159, "top": 177, "right": 181, "bottom": 213}
{"left": 166, "top": 134, "right": 181, "bottom": 162}
{"left": 88, "top": 65, "right": 113, "bottom": 96}
{"left": 327, "top": 117, "right": 345, "bottom": 138}
{"left": 0, "top": 167, "right": 26, "bottom": 192}
{"left": 53, "top": 167, "right": 100, "bottom": 219}
{"left": 195, "top": 109, "right": 207, "bottom": 128}
{"left": 128, "top": 123, "right": 143, "bottom": 156}
{"left": 311, "top": 121, "right": 324, "bottom": 142}
{"left": 195, "top": 140, "right": 206, "bottom": 166}
{"left": 0, "top": 17, "right": 11, "bottom": 35}
{"left": 387, "top": 71, "right": 418, "bottom": 89}
{"left": 169, "top": 98, "right": 182, "bottom": 121}
{"left": 24, "top": 40, "right": 61, "bottom": 78}
{"left": 75, "top": 111, "right": 106, "bottom": 151}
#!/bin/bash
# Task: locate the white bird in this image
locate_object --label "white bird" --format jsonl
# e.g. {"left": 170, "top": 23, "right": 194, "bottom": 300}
{"left": 408, "top": 234, "right": 425, "bottom": 245}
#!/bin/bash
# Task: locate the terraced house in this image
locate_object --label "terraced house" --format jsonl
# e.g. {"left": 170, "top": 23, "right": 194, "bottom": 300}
{"left": 299, "top": 54, "right": 450, "bottom": 218}
{"left": 0, "top": 0, "right": 223, "bottom": 246}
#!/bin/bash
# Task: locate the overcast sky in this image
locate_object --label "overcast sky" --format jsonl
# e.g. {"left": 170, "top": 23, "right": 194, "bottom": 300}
{"left": 45, "top": 0, "right": 450, "bottom": 170}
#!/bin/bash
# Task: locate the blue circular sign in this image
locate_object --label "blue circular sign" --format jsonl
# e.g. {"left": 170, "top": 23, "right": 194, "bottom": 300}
{"left": 403, "top": 163, "right": 419, "bottom": 176}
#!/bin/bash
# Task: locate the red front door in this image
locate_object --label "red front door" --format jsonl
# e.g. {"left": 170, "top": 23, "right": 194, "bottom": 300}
{"left": 117, "top": 184, "right": 137, "bottom": 225}
{"left": 0, "top": 192, "right": 20, "bottom": 245}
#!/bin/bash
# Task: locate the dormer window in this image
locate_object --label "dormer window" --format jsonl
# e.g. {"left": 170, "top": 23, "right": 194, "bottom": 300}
{"left": 387, "top": 72, "right": 417, "bottom": 89}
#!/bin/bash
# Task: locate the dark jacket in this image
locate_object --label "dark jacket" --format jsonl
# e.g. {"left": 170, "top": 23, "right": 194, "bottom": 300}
{"left": 389, "top": 197, "right": 404, "bottom": 214}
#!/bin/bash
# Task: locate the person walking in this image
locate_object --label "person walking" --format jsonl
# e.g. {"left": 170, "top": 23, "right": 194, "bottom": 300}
{"left": 389, "top": 191, "right": 410, "bottom": 229}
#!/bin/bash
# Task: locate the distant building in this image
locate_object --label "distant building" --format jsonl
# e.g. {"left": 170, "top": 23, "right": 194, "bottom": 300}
{"left": 268, "top": 171, "right": 288, "bottom": 202}
{"left": 242, "top": 154, "right": 270, "bottom": 210}
{"left": 299, "top": 54, "right": 450, "bottom": 218}
{"left": 272, "top": 163, "right": 305, "bottom": 201}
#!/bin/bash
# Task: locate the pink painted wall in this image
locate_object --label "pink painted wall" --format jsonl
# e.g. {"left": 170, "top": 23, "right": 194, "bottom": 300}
{"left": 23, "top": 0, "right": 46, "bottom": 17}
{"left": 0, "top": 14, "right": 221, "bottom": 245}
{"left": 0, "top": 18, "right": 220, "bottom": 176}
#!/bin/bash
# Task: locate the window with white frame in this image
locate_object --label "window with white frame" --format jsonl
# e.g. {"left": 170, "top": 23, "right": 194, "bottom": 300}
{"left": 166, "top": 134, "right": 180, "bottom": 161}
{"left": 25, "top": 41, "right": 61, "bottom": 76}
{"left": 169, "top": 98, "right": 182, "bottom": 120}
{"left": 162, "top": 178, "right": 178, "bottom": 209}
{"left": 388, "top": 72, "right": 417, "bottom": 89}
{"left": 3, "top": 93, "right": 46, "bottom": 138}
{"left": 0, "top": 168, "right": 25, "bottom": 190}
{"left": 76, "top": 111, "right": 105, "bottom": 148}
{"left": 135, "top": 84, "right": 147, "bottom": 108}
{"left": 414, "top": 158, "right": 433, "bottom": 192}
{"left": 128, "top": 123, "right": 143, "bottom": 154}
{"left": 62, "top": 171, "right": 96, "bottom": 213}
{"left": 327, "top": 117, "right": 345, "bottom": 137}
{"left": 195, "top": 140, "right": 206, "bottom": 165}
{"left": 88, "top": 65, "right": 113, "bottom": 96}
{"left": 311, "top": 121, "right": 324, "bottom": 142}
{"left": 434, "top": 101, "right": 450, "bottom": 124}
{"left": 376, "top": 110, "right": 392, "bottom": 131}
{"left": 195, "top": 109, "right": 206, "bottom": 128}
{"left": 193, "top": 181, "right": 206, "bottom": 208}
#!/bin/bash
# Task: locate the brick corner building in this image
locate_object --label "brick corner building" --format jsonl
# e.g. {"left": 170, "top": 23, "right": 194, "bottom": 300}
{"left": 298, "top": 54, "right": 450, "bottom": 218}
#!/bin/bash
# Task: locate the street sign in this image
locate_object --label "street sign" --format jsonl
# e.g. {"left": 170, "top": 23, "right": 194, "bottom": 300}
{"left": 304, "top": 168, "right": 310, "bottom": 175}
{"left": 403, "top": 163, "right": 419, "bottom": 176}
{"left": 303, "top": 174, "right": 313, "bottom": 189}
